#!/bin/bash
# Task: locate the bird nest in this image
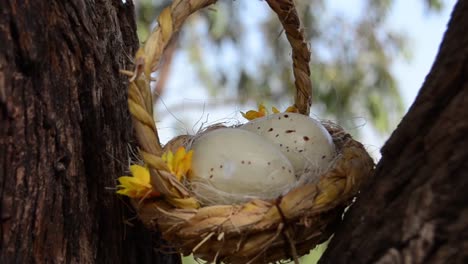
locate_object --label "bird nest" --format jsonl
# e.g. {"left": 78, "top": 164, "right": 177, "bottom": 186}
{"left": 119, "top": 0, "right": 374, "bottom": 263}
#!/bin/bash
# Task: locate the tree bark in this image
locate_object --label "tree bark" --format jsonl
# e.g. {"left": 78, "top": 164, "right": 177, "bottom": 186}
{"left": 320, "top": 1, "right": 468, "bottom": 263}
{"left": 0, "top": 1, "right": 180, "bottom": 263}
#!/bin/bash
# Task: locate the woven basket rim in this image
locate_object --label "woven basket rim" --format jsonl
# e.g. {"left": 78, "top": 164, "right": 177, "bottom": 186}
{"left": 132, "top": 122, "right": 373, "bottom": 263}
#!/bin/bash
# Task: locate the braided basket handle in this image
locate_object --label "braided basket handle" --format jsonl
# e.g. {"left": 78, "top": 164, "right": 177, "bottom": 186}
{"left": 127, "top": 0, "right": 312, "bottom": 203}
{"left": 133, "top": 0, "right": 311, "bottom": 116}
{"left": 266, "top": 0, "right": 312, "bottom": 115}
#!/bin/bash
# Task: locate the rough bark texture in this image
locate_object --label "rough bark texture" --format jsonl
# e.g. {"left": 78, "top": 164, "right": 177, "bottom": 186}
{"left": 0, "top": 1, "right": 180, "bottom": 263}
{"left": 320, "top": 1, "right": 468, "bottom": 263}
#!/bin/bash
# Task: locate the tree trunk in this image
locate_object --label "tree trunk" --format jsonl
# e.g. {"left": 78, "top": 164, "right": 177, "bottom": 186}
{"left": 0, "top": 1, "right": 180, "bottom": 263}
{"left": 320, "top": 1, "right": 468, "bottom": 263}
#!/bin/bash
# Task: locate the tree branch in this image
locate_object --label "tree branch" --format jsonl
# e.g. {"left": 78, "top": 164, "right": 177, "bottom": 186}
{"left": 320, "top": 1, "right": 468, "bottom": 263}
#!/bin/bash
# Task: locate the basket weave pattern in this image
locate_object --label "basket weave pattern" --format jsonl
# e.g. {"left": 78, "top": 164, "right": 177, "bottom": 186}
{"left": 135, "top": 124, "right": 372, "bottom": 263}
{"left": 125, "top": 0, "right": 374, "bottom": 263}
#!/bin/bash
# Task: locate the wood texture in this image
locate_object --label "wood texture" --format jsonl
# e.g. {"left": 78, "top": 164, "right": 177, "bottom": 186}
{"left": 320, "top": 1, "right": 468, "bottom": 263}
{"left": 0, "top": 1, "right": 180, "bottom": 263}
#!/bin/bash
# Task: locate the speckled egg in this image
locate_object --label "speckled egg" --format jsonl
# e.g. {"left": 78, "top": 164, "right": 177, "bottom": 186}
{"left": 189, "top": 128, "right": 295, "bottom": 204}
{"left": 240, "top": 113, "right": 335, "bottom": 177}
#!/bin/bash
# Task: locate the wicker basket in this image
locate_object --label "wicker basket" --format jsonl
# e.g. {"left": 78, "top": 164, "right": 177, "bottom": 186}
{"left": 124, "top": 0, "right": 374, "bottom": 263}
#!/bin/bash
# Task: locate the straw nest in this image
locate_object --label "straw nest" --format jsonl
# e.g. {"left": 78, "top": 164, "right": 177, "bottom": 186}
{"left": 123, "top": 0, "right": 374, "bottom": 263}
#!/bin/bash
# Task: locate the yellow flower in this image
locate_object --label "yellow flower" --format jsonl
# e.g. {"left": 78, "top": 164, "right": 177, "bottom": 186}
{"left": 162, "top": 147, "right": 194, "bottom": 181}
{"left": 241, "top": 103, "right": 268, "bottom": 120}
{"left": 284, "top": 105, "right": 299, "bottom": 113}
{"left": 116, "top": 165, "right": 160, "bottom": 198}
{"left": 241, "top": 104, "right": 298, "bottom": 120}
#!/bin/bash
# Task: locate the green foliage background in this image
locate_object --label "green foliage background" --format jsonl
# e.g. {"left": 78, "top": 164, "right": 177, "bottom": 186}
{"left": 135, "top": 0, "right": 443, "bottom": 134}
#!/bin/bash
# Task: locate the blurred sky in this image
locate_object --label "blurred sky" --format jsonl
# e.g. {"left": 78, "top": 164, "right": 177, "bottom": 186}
{"left": 328, "top": 0, "right": 455, "bottom": 107}
{"left": 390, "top": 0, "right": 456, "bottom": 107}
{"left": 155, "top": 0, "right": 456, "bottom": 158}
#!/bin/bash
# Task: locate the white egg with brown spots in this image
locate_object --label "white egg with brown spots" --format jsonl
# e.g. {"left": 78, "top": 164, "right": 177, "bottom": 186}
{"left": 189, "top": 128, "right": 295, "bottom": 205}
{"left": 241, "top": 113, "right": 335, "bottom": 177}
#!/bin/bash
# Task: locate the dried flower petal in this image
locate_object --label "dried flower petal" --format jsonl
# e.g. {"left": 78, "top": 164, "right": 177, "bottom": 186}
{"left": 116, "top": 165, "right": 160, "bottom": 198}
{"left": 241, "top": 104, "right": 298, "bottom": 120}
{"left": 162, "top": 147, "right": 193, "bottom": 181}
{"left": 285, "top": 106, "right": 299, "bottom": 113}
{"left": 241, "top": 103, "right": 268, "bottom": 120}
